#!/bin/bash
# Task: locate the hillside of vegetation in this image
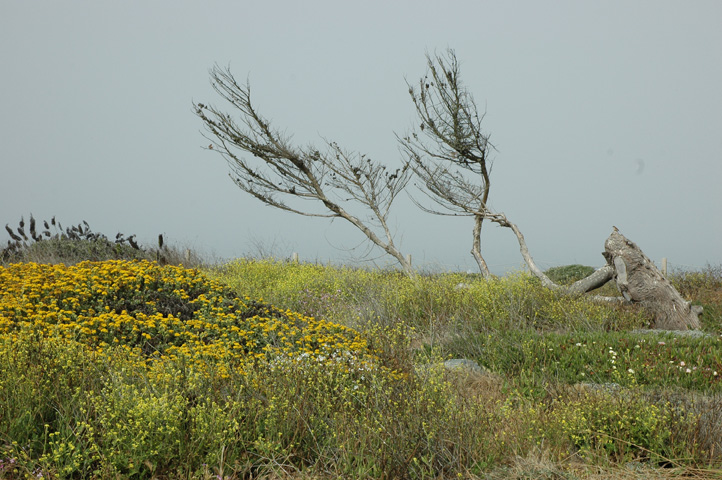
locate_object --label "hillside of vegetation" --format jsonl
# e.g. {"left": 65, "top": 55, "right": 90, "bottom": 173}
{"left": 1, "top": 227, "right": 721, "bottom": 479}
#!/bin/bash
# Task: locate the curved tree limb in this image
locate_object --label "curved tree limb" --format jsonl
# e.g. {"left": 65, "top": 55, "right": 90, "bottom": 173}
{"left": 484, "top": 211, "right": 614, "bottom": 294}
{"left": 487, "top": 212, "right": 702, "bottom": 329}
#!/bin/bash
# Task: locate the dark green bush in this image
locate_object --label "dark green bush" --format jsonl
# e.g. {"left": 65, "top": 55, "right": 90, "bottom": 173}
{"left": 545, "top": 264, "right": 596, "bottom": 285}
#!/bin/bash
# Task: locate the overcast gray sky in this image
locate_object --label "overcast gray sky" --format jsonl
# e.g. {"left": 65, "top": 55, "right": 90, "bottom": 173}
{"left": 2, "top": 1, "right": 720, "bottom": 274}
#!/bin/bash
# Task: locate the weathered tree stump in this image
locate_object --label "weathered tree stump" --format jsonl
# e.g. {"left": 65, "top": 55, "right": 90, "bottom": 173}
{"left": 603, "top": 230, "right": 702, "bottom": 330}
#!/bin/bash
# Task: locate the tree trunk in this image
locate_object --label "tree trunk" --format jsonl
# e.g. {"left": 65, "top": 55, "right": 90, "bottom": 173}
{"left": 471, "top": 215, "right": 492, "bottom": 278}
{"left": 603, "top": 229, "right": 702, "bottom": 330}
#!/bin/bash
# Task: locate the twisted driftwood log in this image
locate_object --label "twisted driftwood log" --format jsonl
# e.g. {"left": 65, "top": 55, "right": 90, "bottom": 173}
{"left": 603, "top": 229, "right": 702, "bottom": 330}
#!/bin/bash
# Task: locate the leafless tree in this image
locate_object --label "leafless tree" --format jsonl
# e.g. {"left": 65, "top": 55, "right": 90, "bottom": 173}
{"left": 194, "top": 66, "right": 414, "bottom": 275}
{"left": 398, "top": 49, "right": 495, "bottom": 277}
{"left": 398, "top": 51, "right": 617, "bottom": 292}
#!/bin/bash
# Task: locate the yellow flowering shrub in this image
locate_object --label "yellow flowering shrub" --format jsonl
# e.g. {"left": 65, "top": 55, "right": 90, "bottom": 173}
{"left": 0, "top": 260, "right": 377, "bottom": 376}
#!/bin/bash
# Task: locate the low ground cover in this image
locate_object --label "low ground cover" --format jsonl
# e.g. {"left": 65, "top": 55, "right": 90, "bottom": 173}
{"left": 1, "top": 253, "right": 721, "bottom": 479}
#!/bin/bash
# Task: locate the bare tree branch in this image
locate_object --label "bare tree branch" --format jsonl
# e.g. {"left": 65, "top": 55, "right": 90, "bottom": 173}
{"left": 194, "top": 65, "right": 414, "bottom": 274}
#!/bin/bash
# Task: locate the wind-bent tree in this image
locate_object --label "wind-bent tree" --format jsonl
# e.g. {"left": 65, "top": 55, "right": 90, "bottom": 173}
{"left": 194, "top": 66, "right": 414, "bottom": 274}
{"left": 402, "top": 51, "right": 702, "bottom": 330}
{"left": 398, "top": 50, "right": 495, "bottom": 278}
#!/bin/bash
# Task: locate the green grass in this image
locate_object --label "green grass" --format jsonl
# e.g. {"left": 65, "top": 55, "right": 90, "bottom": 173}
{"left": 1, "top": 236, "right": 721, "bottom": 479}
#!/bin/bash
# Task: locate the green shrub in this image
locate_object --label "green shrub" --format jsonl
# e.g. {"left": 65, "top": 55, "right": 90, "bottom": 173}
{"left": 671, "top": 265, "right": 722, "bottom": 332}
{"left": 545, "top": 264, "right": 596, "bottom": 285}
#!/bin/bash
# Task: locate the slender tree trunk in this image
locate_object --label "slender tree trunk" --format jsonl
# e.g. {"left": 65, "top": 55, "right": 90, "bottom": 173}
{"left": 471, "top": 215, "right": 492, "bottom": 278}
